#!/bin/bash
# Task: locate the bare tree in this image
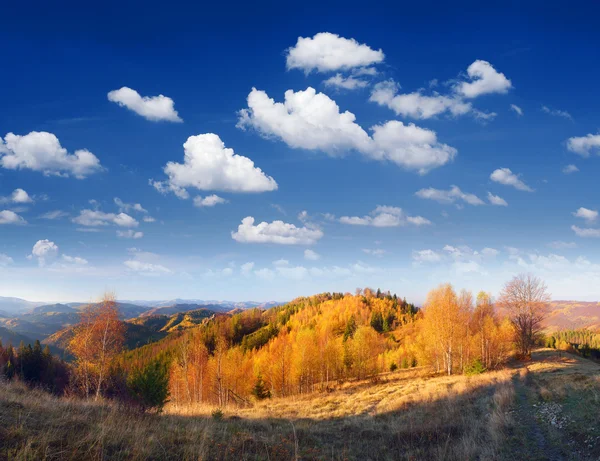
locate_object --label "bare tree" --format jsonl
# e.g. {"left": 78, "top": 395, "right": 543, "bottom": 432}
{"left": 498, "top": 274, "right": 550, "bottom": 358}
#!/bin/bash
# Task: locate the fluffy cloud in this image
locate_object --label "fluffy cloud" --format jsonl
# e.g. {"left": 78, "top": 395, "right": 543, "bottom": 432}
{"left": 456, "top": 60, "right": 513, "bottom": 98}
{"left": 29, "top": 239, "right": 58, "bottom": 266}
{"left": 114, "top": 197, "right": 147, "bottom": 214}
{"left": 490, "top": 168, "right": 533, "bottom": 192}
{"left": 238, "top": 87, "right": 457, "bottom": 173}
{"left": 573, "top": 207, "right": 598, "bottom": 222}
{"left": 0, "top": 253, "right": 14, "bottom": 266}
{"left": 340, "top": 205, "right": 430, "bottom": 227}
{"left": 304, "top": 249, "right": 321, "bottom": 261}
{"left": 107, "top": 87, "right": 182, "bottom": 122}
{"left": 153, "top": 133, "right": 277, "bottom": 198}
{"left": 124, "top": 260, "right": 172, "bottom": 275}
{"left": 542, "top": 105, "right": 573, "bottom": 120}
{"left": 232, "top": 217, "right": 324, "bottom": 245}
{"left": 0, "top": 132, "right": 102, "bottom": 178}
{"left": 412, "top": 249, "right": 442, "bottom": 263}
{"left": 369, "top": 121, "right": 457, "bottom": 174}
{"left": 285, "top": 32, "right": 384, "bottom": 73}
{"left": 571, "top": 225, "right": 600, "bottom": 238}
{"left": 0, "top": 210, "right": 26, "bottom": 225}
{"left": 567, "top": 133, "right": 600, "bottom": 157}
{"left": 0, "top": 188, "right": 33, "bottom": 204}
{"left": 510, "top": 104, "right": 523, "bottom": 116}
{"left": 323, "top": 74, "right": 368, "bottom": 90}
{"left": 238, "top": 87, "right": 372, "bottom": 156}
{"left": 562, "top": 164, "right": 579, "bottom": 174}
{"left": 369, "top": 80, "right": 472, "bottom": 119}
{"left": 73, "top": 210, "right": 139, "bottom": 227}
{"left": 193, "top": 194, "right": 228, "bottom": 207}
{"left": 117, "top": 230, "right": 144, "bottom": 239}
{"left": 413, "top": 244, "right": 496, "bottom": 274}
{"left": 415, "top": 186, "right": 485, "bottom": 206}
{"left": 369, "top": 60, "right": 509, "bottom": 120}
{"left": 487, "top": 192, "right": 508, "bottom": 206}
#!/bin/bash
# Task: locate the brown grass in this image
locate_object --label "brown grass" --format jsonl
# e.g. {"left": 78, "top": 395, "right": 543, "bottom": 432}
{"left": 2, "top": 350, "right": 598, "bottom": 460}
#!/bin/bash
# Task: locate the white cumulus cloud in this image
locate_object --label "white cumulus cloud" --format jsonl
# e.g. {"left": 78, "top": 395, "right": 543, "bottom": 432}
{"left": 415, "top": 186, "right": 485, "bottom": 206}
{"left": 193, "top": 194, "right": 228, "bottom": 207}
{"left": 562, "top": 164, "right": 579, "bottom": 174}
{"left": 340, "top": 205, "right": 430, "bottom": 227}
{"left": 237, "top": 87, "right": 457, "bottom": 174}
{"left": 369, "top": 80, "right": 472, "bottom": 120}
{"left": 124, "top": 260, "right": 172, "bottom": 275}
{"left": 152, "top": 133, "right": 277, "bottom": 198}
{"left": 304, "top": 249, "right": 321, "bottom": 261}
{"left": 232, "top": 217, "right": 324, "bottom": 245}
{"left": 487, "top": 192, "right": 508, "bottom": 206}
{"left": 0, "top": 132, "right": 102, "bottom": 178}
{"left": 567, "top": 133, "right": 600, "bottom": 157}
{"left": 490, "top": 168, "right": 533, "bottom": 192}
{"left": 572, "top": 225, "right": 600, "bottom": 238}
{"left": 73, "top": 210, "right": 138, "bottom": 228}
{"left": 370, "top": 60, "right": 510, "bottom": 120}
{"left": 323, "top": 74, "right": 369, "bottom": 90}
{"left": 107, "top": 87, "right": 182, "bottom": 122}
{"left": 285, "top": 32, "right": 384, "bottom": 73}
{"left": 0, "top": 210, "right": 26, "bottom": 225}
{"left": 456, "top": 60, "right": 513, "bottom": 98}
{"left": 412, "top": 249, "right": 443, "bottom": 263}
{"left": 29, "top": 239, "right": 58, "bottom": 266}
{"left": 0, "top": 188, "right": 33, "bottom": 204}
{"left": 573, "top": 207, "right": 598, "bottom": 222}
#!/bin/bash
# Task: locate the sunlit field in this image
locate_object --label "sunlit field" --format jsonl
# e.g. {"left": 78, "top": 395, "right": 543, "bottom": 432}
{"left": 2, "top": 349, "right": 599, "bottom": 460}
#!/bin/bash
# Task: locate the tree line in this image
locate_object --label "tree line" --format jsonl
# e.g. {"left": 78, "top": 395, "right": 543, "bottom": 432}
{"left": 0, "top": 274, "right": 554, "bottom": 412}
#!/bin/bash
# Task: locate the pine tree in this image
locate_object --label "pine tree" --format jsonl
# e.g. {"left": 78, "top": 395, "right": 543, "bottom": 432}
{"left": 127, "top": 359, "right": 170, "bottom": 413}
{"left": 251, "top": 373, "right": 271, "bottom": 400}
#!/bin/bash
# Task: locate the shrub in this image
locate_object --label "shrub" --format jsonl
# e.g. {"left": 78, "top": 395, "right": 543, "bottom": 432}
{"left": 389, "top": 362, "right": 398, "bottom": 372}
{"left": 127, "top": 359, "right": 170, "bottom": 413}
{"left": 212, "top": 408, "right": 224, "bottom": 420}
{"left": 251, "top": 373, "right": 271, "bottom": 400}
{"left": 465, "top": 359, "right": 486, "bottom": 376}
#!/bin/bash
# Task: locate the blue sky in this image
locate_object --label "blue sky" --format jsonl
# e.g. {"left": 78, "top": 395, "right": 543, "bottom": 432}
{"left": 1, "top": 1, "right": 600, "bottom": 303}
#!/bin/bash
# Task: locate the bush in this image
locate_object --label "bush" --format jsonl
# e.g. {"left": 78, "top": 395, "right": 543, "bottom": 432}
{"left": 389, "top": 362, "right": 398, "bottom": 372}
{"left": 212, "top": 408, "right": 224, "bottom": 420}
{"left": 251, "top": 373, "right": 271, "bottom": 400}
{"left": 127, "top": 359, "right": 170, "bottom": 413}
{"left": 465, "top": 359, "right": 486, "bottom": 376}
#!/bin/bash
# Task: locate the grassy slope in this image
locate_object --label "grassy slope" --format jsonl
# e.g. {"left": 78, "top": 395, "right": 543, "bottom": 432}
{"left": 1, "top": 349, "right": 599, "bottom": 460}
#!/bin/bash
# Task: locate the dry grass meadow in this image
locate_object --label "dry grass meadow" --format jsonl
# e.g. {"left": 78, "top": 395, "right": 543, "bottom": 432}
{"left": 1, "top": 349, "right": 599, "bottom": 460}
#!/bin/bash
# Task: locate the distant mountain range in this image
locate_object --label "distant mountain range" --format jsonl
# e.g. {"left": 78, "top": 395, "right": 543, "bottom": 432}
{"left": 0, "top": 296, "right": 285, "bottom": 348}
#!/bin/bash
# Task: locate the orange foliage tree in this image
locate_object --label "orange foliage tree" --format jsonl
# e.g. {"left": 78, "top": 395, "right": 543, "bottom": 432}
{"left": 68, "top": 293, "right": 125, "bottom": 399}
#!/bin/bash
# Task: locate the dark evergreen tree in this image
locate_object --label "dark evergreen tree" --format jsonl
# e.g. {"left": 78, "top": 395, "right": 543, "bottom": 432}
{"left": 251, "top": 373, "right": 271, "bottom": 400}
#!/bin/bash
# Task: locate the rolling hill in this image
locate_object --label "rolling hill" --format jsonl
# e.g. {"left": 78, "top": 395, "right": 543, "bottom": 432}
{"left": 43, "top": 308, "right": 219, "bottom": 353}
{"left": 543, "top": 301, "right": 600, "bottom": 332}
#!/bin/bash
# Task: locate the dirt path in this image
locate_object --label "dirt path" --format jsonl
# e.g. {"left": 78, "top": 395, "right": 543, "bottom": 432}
{"left": 508, "top": 368, "right": 564, "bottom": 461}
